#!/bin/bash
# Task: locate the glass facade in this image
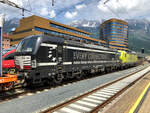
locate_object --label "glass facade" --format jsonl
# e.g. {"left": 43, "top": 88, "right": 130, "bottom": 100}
{"left": 50, "top": 23, "right": 90, "bottom": 37}
{"left": 11, "top": 15, "right": 108, "bottom": 47}
{"left": 101, "top": 19, "right": 128, "bottom": 50}
{"left": 34, "top": 27, "right": 102, "bottom": 45}
{"left": 11, "top": 15, "right": 109, "bottom": 46}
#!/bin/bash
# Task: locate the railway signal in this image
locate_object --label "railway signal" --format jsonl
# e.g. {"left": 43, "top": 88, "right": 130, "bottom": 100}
{"left": 141, "top": 48, "right": 144, "bottom": 54}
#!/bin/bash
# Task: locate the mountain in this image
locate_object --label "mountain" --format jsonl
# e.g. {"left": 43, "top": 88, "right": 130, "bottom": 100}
{"left": 70, "top": 20, "right": 101, "bottom": 39}
{"left": 127, "top": 19, "right": 150, "bottom": 53}
{"left": 3, "top": 18, "right": 19, "bottom": 33}
{"left": 70, "top": 20, "right": 100, "bottom": 28}
{"left": 70, "top": 19, "right": 150, "bottom": 54}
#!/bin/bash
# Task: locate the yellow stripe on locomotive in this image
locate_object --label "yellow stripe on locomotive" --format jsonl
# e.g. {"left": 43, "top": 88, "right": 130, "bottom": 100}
{"left": 118, "top": 50, "right": 138, "bottom": 64}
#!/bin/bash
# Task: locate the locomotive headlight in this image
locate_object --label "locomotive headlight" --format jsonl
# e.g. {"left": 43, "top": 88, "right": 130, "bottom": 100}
{"left": 32, "top": 60, "right": 37, "bottom": 68}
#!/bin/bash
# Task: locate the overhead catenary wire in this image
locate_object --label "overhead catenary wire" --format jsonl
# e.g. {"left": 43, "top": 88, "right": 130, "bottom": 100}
{"left": 103, "top": 0, "right": 121, "bottom": 19}
{"left": 0, "top": 0, "right": 54, "bottom": 18}
{"left": 0, "top": 0, "right": 31, "bottom": 17}
{"left": 27, "top": 0, "right": 32, "bottom": 11}
{"left": 0, "top": 0, "right": 29, "bottom": 11}
{"left": 116, "top": 0, "right": 132, "bottom": 19}
{"left": 47, "top": 0, "right": 55, "bottom": 19}
{"left": 104, "top": 3, "right": 121, "bottom": 19}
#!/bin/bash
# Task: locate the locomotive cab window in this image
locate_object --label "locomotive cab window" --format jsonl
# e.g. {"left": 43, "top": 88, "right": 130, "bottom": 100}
{"left": 16, "top": 36, "right": 40, "bottom": 52}
{"left": 124, "top": 54, "right": 127, "bottom": 57}
{"left": 117, "top": 52, "right": 121, "bottom": 57}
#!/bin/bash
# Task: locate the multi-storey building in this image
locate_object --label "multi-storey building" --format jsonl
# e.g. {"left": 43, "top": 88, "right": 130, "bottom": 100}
{"left": 10, "top": 15, "right": 106, "bottom": 46}
{"left": 100, "top": 18, "right": 128, "bottom": 50}
{"left": 2, "top": 34, "right": 10, "bottom": 50}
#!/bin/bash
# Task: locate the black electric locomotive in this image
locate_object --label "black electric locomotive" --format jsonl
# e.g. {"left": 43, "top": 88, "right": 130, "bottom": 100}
{"left": 15, "top": 34, "right": 120, "bottom": 85}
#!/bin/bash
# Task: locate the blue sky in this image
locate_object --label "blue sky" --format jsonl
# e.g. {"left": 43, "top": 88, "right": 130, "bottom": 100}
{"left": 0, "top": 0, "right": 150, "bottom": 24}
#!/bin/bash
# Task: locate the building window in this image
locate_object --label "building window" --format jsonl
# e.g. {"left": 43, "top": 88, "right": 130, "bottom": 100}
{"left": 50, "top": 23, "right": 89, "bottom": 37}
{"left": 34, "top": 27, "right": 102, "bottom": 45}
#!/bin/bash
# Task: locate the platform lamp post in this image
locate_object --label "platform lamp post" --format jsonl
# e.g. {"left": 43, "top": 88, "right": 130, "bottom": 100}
{"left": 0, "top": 14, "right": 4, "bottom": 76}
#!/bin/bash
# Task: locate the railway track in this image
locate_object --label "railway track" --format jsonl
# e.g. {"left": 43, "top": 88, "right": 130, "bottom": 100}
{"left": 0, "top": 64, "right": 148, "bottom": 104}
{"left": 42, "top": 65, "right": 150, "bottom": 113}
{"left": 0, "top": 84, "right": 60, "bottom": 103}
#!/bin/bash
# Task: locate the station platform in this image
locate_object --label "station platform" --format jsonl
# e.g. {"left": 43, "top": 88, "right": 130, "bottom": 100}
{"left": 103, "top": 71, "right": 150, "bottom": 113}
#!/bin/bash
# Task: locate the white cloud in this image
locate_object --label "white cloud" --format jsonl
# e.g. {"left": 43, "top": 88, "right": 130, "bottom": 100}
{"left": 97, "top": 2, "right": 108, "bottom": 12}
{"left": 97, "top": 0, "right": 150, "bottom": 19}
{"left": 50, "top": 10, "right": 56, "bottom": 18}
{"left": 75, "top": 4, "right": 86, "bottom": 10}
{"left": 1, "top": 0, "right": 150, "bottom": 22}
{"left": 65, "top": 11, "right": 77, "bottom": 19}
{"left": 40, "top": 8, "right": 48, "bottom": 16}
{"left": 9, "top": 0, "right": 23, "bottom": 7}
{"left": 54, "top": 0, "right": 84, "bottom": 10}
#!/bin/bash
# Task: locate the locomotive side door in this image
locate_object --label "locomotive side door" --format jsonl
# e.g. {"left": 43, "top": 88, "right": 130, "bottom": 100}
{"left": 57, "top": 44, "right": 63, "bottom": 76}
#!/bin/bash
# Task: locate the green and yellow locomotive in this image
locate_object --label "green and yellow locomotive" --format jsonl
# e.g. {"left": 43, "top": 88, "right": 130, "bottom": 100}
{"left": 118, "top": 50, "right": 138, "bottom": 68}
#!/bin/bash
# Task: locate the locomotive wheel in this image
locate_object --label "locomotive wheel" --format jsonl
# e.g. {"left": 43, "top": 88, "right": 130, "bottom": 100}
{"left": 75, "top": 71, "right": 83, "bottom": 79}
{"left": 0, "top": 85, "right": 4, "bottom": 91}
{"left": 43, "top": 79, "right": 50, "bottom": 86}
{"left": 5, "top": 82, "right": 15, "bottom": 90}
{"left": 43, "top": 79, "right": 54, "bottom": 86}
{"left": 53, "top": 74, "right": 63, "bottom": 84}
{"left": 76, "top": 74, "right": 82, "bottom": 79}
{"left": 105, "top": 67, "right": 111, "bottom": 73}
{"left": 67, "top": 72, "right": 74, "bottom": 79}
{"left": 23, "top": 78, "right": 33, "bottom": 87}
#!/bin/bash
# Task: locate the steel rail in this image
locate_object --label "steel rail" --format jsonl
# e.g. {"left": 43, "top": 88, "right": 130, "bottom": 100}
{"left": 42, "top": 65, "right": 150, "bottom": 113}
{"left": 0, "top": 64, "right": 148, "bottom": 105}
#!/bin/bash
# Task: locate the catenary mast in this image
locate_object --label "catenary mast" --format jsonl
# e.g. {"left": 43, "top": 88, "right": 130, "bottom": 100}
{"left": 0, "top": 14, "right": 4, "bottom": 76}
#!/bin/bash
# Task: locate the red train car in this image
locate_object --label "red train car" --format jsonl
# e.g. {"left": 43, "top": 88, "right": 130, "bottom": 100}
{"left": 0, "top": 48, "right": 17, "bottom": 91}
{"left": 2, "top": 48, "right": 16, "bottom": 74}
